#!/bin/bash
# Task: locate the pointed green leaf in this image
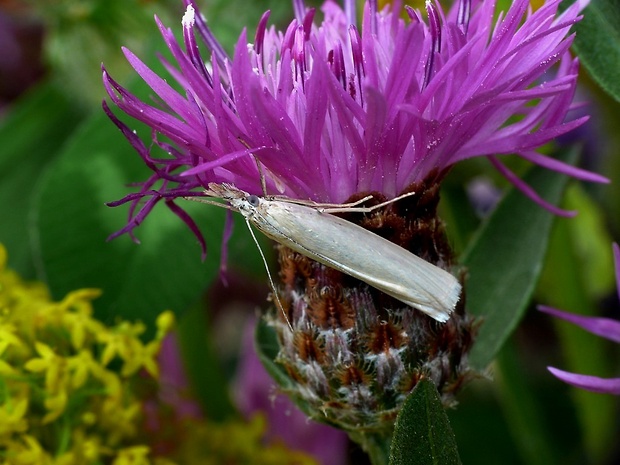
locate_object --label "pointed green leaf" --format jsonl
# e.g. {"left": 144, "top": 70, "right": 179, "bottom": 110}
{"left": 569, "top": 0, "right": 620, "bottom": 103}
{"left": 439, "top": 182, "right": 480, "bottom": 256}
{"left": 461, "top": 149, "right": 577, "bottom": 370}
{"left": 390, "top": 379, "right": 461, "bottom": 465}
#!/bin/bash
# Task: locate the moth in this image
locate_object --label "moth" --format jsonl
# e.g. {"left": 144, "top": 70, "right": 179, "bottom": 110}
{"left": 197, "top": 183, "right": 461, "bottom": 324}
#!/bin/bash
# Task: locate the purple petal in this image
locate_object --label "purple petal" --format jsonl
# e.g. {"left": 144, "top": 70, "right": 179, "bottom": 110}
{"left": 103, "top": 0, "right": 601, "bottom": 253}
{"left": 489, "top": 156, "right": 577, "bottom": 217}
{"left": 548, "top": 367, "right": 620, "bottom": 395}
{"left": 165, "top": 199, "right": 207, "bottom": 260}
{"left": 538, "top": 305, "right": 620, "bottom": 343}
{"left": 517, "top": 150, "right": 609, "bottom": 184}
{"left": 180, "top": 148, "right": 255, "bottom": 176}
{"left": 254, "top": 10, "right": 270, "bottom": 55}
{"left": 218, "top": 209, "right": 235, "bottom": 286}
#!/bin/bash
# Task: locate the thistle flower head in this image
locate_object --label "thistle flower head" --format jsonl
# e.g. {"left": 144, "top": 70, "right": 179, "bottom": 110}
{"left": 104, "top": 0, "right": 604, "bottom": 249}
{"left": 101, "top": 0, "right": 604, "bottom": 437}
{"left": 539, "top": 243, "right": 620, "bottom": 395}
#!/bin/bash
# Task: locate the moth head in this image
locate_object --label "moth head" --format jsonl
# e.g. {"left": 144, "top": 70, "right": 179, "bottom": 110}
{"left": 230, "top": 194, "right": 261, "bottom": 219}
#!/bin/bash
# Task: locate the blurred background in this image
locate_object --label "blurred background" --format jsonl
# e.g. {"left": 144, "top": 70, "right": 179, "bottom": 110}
{"left": 0, "top": 0, "right": 618, "bottom": 464}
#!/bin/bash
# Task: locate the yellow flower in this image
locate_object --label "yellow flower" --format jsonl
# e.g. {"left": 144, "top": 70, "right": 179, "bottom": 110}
{"left": 111, "top": 446, "right": 151, "bottom": 465}
{"left": 98, "top": 321, "right": 143, "bottom": 366}
{"left": 174, "top": 415, "right": 319, "bottom": 465}
{"left": 10, "top": 435, "right": 53, "bottom": 465}
{"left": 0, "top": 323, "right": 24, "bottom": 352}
{"left": 0, "top": 244, "right": 182, "bottom": 463}
{"left": 24, "top": 342, "right": 67, "bottom": 395}
{"left": 124, "top": 339, "right": 160, "bottom": 378}
{"left": 98, "top": 397, "right": 142, "bottom": 444}
{"left": 67, "top": 350, "right": 96, "bottom": 389}
{"left": 58, "top": 289, "right": 104, "bottom": 350}
{"left": 97, "top": 318, "right": 164, "bottom": 378}
{"left": 0, "top": 396, "right": 28, "bottom": 436}
{"left": 42, "top": 391, "right": 67, "bottom": 424}
{"left": 0, "top": 338, "right": 17, "bottom": 376}
{"left": 54, "top": 429, "right": 105, "bottom": 464}
{"left": 155, "top": 311, "right": 175, "bottom": 340}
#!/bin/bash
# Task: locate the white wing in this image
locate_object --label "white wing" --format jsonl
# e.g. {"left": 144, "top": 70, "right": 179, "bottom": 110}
{"left": 250, "top": 200, "right": 461, "bottom": 322}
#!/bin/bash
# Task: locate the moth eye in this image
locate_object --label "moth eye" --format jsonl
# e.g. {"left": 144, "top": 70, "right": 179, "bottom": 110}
{"left": 247, "top": 195, "right": 260, "bottom": 207}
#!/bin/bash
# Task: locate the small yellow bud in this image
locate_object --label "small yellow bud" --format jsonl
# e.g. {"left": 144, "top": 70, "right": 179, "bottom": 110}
{"left": 155, "top": 310, "right": 175, "bottom": 338}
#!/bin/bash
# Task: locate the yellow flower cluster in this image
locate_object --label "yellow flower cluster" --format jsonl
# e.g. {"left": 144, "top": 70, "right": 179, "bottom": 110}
{"left": 0, "top": 245, "right": 319, "bottom": 465}
{"left": 0, "top": 244, "right": 173, "bottom": 464}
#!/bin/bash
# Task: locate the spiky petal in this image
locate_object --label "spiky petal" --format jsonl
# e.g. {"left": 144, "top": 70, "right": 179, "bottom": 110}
{"left": 103, "top": 0, "right": 604, "bottom": 251}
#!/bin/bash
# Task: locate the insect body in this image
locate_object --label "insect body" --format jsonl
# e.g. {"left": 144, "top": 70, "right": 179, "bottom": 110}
{"left": 204, "top": 183, "right": 461, "bottom": 323}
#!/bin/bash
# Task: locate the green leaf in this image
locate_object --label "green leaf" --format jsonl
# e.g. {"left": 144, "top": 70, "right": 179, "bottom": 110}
{"left": 438, "top": 182, "right": 480, "bottom": 256}
{"left": 570, "top": 0, "right": 620, "bottom": 102}
{"left": 461, "top": 148, "right": 577, "bottom": 370}
{"left": 389, "top": 379, "right": 461, "bottom": 465}
{"left": 0, "top": 81, "right": 84, "bottom": 277}
{"left": 31, "top": 107, "right": 263, "bottom": 330}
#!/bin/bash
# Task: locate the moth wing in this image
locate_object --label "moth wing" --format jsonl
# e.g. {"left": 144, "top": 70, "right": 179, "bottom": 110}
{"left": 254, "top": 202, "right": 460, "bottom": 322}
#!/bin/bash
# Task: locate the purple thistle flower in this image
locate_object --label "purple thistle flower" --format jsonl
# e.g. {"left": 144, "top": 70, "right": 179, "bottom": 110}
{"left": 539, "top": 243, "right": 620, "bottom": 395}
{"left": 103, "top": 0, "right": 605, "bottom": 251}
{"left": 102, "top": 0, "right": 607, "bottom": 441}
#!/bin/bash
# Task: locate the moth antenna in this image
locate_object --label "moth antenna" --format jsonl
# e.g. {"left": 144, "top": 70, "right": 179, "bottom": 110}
{"left": 272, "top": 195, "right": 374, "bottom": 209}
{"left": 184, "top": 196, "right": 237, "bottom": 211}
{"left": 365, "top": 191, "right": 417, "bottom": 210}
{"left": 244, "top": 218, "right": 294, "bottom": 332}
{"left": 319, "top": 191, "right": 416, "bottom": 214}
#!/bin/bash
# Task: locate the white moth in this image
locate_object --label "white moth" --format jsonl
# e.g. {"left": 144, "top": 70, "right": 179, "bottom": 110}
{"left": 200, "top": 183, "right": 461, "bottom": 323}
